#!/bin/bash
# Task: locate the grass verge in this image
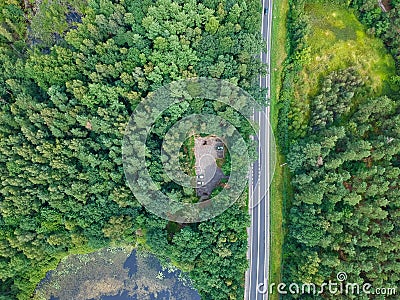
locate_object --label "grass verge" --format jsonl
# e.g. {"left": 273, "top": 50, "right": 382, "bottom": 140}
{"left": 269, "top": 0, "right": 289, "bottom": 298}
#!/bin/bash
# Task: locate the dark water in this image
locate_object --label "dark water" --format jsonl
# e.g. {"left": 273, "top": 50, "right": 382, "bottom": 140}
{"left": 99, "top": 290, "right": 172, "bottom": 300}
{"left": 107, "top": 251, "right": 200, "bottom": 300}
{"left": 99, "top": 251, "right": 200, "bottom": 300}
{"left": 66, "top": 11, "right": 82, "bottom": 24}
{"left": 99, "top": 291, "right": 137, "bottom": 300}
{"left": 123, "top": 251, "right": 138, "bottom": 277}
{"left": 38, "top": 249, "right": 200, "bottom": 300}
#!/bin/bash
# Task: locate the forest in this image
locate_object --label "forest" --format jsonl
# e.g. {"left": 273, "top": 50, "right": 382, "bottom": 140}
{"left": 0, "top": 0, "right": 264, "bottom": 299}
{"left": 278, "top": 0, "right": 400, "bottom": 298}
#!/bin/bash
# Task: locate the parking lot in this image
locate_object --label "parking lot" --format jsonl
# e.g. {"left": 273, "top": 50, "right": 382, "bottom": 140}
{"left": 194, "top": 136, "right": 226, "bottom": 200}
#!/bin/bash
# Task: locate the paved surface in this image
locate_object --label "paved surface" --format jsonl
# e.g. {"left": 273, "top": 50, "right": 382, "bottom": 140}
{"left": 244, "top": 0, "right": 273, "bottom": 299}
{"left": 194, "top": 136, "right": 226, "bottom": 200}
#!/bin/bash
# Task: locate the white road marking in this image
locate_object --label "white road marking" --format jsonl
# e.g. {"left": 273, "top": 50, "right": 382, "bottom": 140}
{"left": 245, "top": 0, "right": 273, "bottom": 299}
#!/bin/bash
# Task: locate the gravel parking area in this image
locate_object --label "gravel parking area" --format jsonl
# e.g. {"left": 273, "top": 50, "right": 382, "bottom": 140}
{"left": 194, "top": 136, "right": 227, "bottom": 200}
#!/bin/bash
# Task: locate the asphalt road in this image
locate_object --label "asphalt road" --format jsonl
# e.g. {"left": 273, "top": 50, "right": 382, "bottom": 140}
{"left": 244, "top": 0, "right": 273, "bottom": 299}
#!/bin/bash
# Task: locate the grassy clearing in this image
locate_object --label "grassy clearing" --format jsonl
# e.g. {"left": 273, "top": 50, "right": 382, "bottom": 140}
{"left": 305, "top": 2, "right": 395, "bottom": 94}
{"left": 179, "top": 135, "right": 196, "bottom": 176}
{"left": 269, "top": 0, "right": 289, "bottom": 297}
{"left": 292, "top": 1, "right": 396, "bottom": 132}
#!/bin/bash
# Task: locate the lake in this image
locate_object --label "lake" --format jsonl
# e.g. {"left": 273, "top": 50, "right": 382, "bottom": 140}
{"left": 35, "top": 248, "right": 200, "bottom": 300}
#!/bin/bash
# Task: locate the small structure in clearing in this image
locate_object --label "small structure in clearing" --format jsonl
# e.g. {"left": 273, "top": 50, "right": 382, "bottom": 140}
{"left": 194, "top": 136, "right": 228, "bottom": 200}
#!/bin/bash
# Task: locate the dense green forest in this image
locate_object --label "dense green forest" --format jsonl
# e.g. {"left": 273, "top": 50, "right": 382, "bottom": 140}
{"left": 279, "top": 0, "right": 400, "bottom": 298}
{"left": 0, "top": 0, "right": 264, "bottom": 299}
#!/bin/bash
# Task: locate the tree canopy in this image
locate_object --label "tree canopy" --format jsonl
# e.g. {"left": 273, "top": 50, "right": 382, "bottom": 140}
{"left": 0, "top": 0, "right": 263, "bottom": 299}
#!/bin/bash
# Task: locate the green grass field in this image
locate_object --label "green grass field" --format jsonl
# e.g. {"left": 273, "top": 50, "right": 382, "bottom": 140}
{"left": 305, "top": 2, "right": 394, "bottom": 93}
{"left": 292, "top": 1, "right": 396, "bottom": 132}
{"left": 269, "top": 0, "right": 289, "bottom": 298}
